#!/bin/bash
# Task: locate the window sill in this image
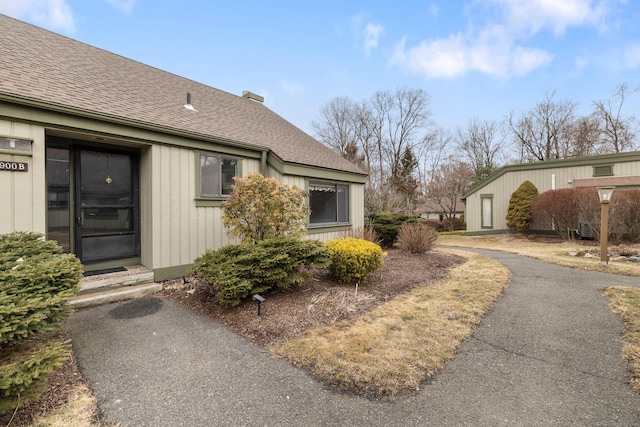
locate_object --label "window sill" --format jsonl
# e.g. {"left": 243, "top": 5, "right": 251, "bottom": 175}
{"left": 195, "top": 198, "right": 226, "bottom": 207}
{"left": 307, "top": 223, "right": 352, "bottom": 234}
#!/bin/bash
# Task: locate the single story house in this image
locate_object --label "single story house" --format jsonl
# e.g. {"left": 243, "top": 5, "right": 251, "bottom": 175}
{"left": 416, "top": 199, "right": 464, "bottom": 221}
{"left": 0, "top": 14, "right": 367, "bottom": 280}
{"left": 462, "top": 151, "right": 640, "bottom": 235}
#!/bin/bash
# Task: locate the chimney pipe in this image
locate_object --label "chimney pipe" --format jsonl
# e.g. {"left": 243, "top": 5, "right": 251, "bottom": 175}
{"left": 184, "top": 92, "right": 197, "bottom": 111}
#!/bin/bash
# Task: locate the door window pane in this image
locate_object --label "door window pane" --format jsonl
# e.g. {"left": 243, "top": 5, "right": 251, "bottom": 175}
{"left": 47, "top": 147, "right": 70, "bottom": 252}
{"left": 80, "top": 151, "right": 132, "bottom": 206}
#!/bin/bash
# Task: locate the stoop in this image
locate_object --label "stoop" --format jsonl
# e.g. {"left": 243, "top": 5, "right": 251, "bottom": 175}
{"left": 69, "top": 266, "right": 162, "bottom": 308}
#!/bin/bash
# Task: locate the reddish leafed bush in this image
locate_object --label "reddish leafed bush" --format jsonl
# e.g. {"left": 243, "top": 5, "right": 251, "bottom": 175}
{"left": 611, "top": 189, "right": 640, "bottom": 243}
{"left": 530, "top": 189, "right": 579, "bottom": 240}
{"left": 532, "top": 187, "right": 640, "bottom": 243}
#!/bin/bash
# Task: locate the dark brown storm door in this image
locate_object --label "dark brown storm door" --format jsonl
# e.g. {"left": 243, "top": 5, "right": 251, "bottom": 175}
{"left": 74, "top": 149, "right": 139, "bottom": 263}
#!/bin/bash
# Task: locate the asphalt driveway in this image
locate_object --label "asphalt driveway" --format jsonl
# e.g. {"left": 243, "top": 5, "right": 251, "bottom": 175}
{"left": 66, "top": 249, "right": 640, "bottom": 426}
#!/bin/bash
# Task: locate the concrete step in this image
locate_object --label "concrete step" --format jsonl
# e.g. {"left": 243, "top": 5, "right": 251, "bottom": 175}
{"left": 69, "top": 282, "right": 163, "bottom": 308}
{"left": 80, "top": 268, "right": 154, "bottom": 293}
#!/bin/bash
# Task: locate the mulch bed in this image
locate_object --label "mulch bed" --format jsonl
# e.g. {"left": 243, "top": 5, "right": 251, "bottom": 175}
{"left": 163, "top": 248, "right": 466, "bottom": 349}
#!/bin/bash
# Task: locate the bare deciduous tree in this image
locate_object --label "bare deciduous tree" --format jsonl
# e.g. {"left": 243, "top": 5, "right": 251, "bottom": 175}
{"left": 314, "top": 87, "right": 439, "bottom": 215}
{"left": 569, "top": 115, "right": 603, "bottom": 156}
{"left": 424, "top": 158, "right": 474, "bottom": 230}
{"left": 456, "top": 118, "right": 505, "bottom": 183}
{"left": 508, "top": 92, "right": 577, "bottom": 162}
{"left": 312, "top": 96, "right": 356, "bottom": 157}
{"left": 592, "top": 82, "right": 639, "bottom": 153}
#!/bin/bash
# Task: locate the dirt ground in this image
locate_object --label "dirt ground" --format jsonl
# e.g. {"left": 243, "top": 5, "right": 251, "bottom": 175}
{"left": 1, "top": 248, "right": 464, "bottom": 426}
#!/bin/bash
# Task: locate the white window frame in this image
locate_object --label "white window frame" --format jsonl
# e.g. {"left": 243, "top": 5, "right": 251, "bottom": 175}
{"left": 481, "top": 195, "right": 493, "bottom": 229}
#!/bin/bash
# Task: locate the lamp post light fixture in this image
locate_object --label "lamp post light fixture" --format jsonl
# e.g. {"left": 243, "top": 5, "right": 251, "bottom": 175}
{"left": 597, "top": 186, "right": 615, "bottom": 265}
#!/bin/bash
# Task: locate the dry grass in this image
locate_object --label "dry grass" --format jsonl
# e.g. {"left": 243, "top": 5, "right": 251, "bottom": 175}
{"left": 25, "top": 385, "right": 98, "bottom": 427}
{"left": 438, "top": 235, "right": 640, "bottom": 277}
{"left": 604, "top": 286, "right": 640, "bottom": 394}
{"left": 277, "top": 249, "right": 510, "bottom": 398}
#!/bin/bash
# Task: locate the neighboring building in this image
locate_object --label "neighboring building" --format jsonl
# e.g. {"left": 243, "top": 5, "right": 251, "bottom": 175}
{"left": 416, "top": 199, "right": 464, "bottom": 221}
{"left": 0, "top": 15, "right": 367, "bottom": 280}
{"left": 462, "top": 151, "right": 640, "bottom": 235}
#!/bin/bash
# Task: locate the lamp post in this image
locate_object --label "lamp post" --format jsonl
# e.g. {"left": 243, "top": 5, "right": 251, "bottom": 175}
{"left": 597, "top": 186, "right": 615, "bottom": 265}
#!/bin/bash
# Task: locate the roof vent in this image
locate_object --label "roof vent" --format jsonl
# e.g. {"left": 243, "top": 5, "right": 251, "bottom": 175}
{"left": 184, "top": 92, "right": 197, "bottom": 111}
{"left": 242, "top": 91, "right": 264, "bottom": 103}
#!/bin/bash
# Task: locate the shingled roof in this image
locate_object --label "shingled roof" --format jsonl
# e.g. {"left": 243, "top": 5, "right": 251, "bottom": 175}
{"left": 0, "top": 14, "right": 366, "bottom": 176}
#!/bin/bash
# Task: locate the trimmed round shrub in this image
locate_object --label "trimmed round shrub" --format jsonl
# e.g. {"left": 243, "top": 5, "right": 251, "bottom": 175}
{"left": 506, "top": 180, "right": 539, "bottom": 233}
{"left": 396, "top": 222, "right": 438, "bottom": 254}
{"left": 325, "top": 237, "right": 385, "bottom": 284}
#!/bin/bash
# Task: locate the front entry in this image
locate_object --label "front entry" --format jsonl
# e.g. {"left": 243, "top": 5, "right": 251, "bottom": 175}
{"left": 46, "top": 140, "right": 140, "bottom": 264}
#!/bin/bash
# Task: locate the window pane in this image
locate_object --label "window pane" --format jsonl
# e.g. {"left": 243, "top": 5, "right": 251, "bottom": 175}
{"left": 309, "top": 182, "right": 350, "bottom": 224}
{"left": 337, "top": 184, "right": 349, "bottom": 222}
{"left": 481, "top": 197, "right": 492, "bottom": 228}
{"left": 200, "top": 154, "right": 220, "bottom": 197}
{"left": 310, "top": 185, "right": 337, "bottom": 224}
{"left": 221, "top": 158, "right": 237, "bottom": 195}
{"left": 200, "top": 154, "right": 237, "bottom": 197}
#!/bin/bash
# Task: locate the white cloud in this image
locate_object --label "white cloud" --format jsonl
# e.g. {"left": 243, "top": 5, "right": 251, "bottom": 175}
{"left": 429, "top": 3, "right": 440, "bottom": 17}
{"left": 391, "top": 0, "right": 623, "bottom": 79}
{"left": 509, "top": 46, "right": 555, "bottom": 76}
{"left": 105, "top": 0, "right": 137, "bottom": 14}
{"left": 364, "top": 23, "right": 384, "bottom": 56}
{"left": 350, "top": 14, "right": 384, "bottom": 56}
{"left": 0, "top": 0, "right": 75, "bottom": 33}
{"left": 391, "top": 26, "right": 553, "bottom": 79}
{"left": 479, "top": 0, "right": 615, "bottom": 35}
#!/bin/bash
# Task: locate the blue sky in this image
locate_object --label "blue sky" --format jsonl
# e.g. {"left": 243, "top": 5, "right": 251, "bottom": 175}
{"left": 2, "top": 0, "right": 640, "bottom": 137}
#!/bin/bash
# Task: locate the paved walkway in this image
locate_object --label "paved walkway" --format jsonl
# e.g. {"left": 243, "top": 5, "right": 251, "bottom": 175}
{"left": 66, "top": 249, "right": 640, "bottom": 426}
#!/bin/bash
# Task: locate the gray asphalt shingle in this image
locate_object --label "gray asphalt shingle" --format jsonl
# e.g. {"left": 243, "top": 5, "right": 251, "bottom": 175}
{"left": 0, "top": 14, "right": 365, "bottom": 176}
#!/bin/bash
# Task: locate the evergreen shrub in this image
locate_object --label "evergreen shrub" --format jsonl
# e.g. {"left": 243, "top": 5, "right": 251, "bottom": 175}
{"left": 506, "top": 180, "right": 539, "bottom": 233}
{"left": 325, "top": 237, "right": 385, "bottom": 284}
{"left": 396, "top": 222, "right": 439, "bottom": 254}
{"left": 192, "top": 237, "right": 330, "bottom": 307}
{"left": 365, "top": 212, "right": 416, "bottom": 247}
{"left": 0, "top": 231, "right": 82, "bottom": 414}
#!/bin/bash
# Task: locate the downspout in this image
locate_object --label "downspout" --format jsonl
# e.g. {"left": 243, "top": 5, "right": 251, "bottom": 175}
{"left": 260, "top": 150, "right": 268, "bottom": 176}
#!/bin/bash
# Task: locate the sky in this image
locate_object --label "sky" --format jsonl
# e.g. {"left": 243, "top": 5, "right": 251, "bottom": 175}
{"left": 2, "top": 0, "right": 640, "bottom": 138}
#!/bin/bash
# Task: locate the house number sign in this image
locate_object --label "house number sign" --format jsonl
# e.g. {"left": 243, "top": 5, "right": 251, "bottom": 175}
{"left": 0, "top": 161, "right": 28, "bottom": 171}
